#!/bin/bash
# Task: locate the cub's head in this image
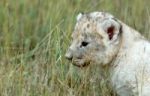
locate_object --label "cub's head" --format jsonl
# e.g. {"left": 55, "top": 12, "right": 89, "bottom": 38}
{"left": 65, "top": 12, "right": 122, "bottom": 67}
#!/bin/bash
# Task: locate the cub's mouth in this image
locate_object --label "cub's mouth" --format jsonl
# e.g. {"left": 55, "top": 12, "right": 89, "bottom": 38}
{"left": 65, "top": 51, "right": 90, "bottom": 67}
{"left": 71, "top": 59, "right": 90, "bottom": 67}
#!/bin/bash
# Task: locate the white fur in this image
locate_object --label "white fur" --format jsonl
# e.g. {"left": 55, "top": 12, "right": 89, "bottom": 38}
{"left": 111, "top": 21, "right": 150, "bottom": 96}
{"left": 87, "top": 13, "right": 150, "bottom": 96}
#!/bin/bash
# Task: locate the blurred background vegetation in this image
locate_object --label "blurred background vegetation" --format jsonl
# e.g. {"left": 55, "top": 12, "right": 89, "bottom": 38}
{"left": 0, "top": 0, "right": 150, "bottom": 96}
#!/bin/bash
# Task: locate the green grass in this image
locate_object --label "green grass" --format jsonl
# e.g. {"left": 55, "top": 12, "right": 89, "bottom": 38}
{"left": 0, "top": 0, "right": 150, "bottom": 96}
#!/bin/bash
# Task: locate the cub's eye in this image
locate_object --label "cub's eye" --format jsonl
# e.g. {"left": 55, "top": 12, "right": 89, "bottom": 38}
{"left": 81, "top": 41, "right": 89, "bottom": 47}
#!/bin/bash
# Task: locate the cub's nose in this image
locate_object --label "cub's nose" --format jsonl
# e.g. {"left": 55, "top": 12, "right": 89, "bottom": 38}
{"left": 65, "top": 49, "right": 73, "bottom": 61}
{"left": 65, "top": 55, "right": 73, "bottom": 61}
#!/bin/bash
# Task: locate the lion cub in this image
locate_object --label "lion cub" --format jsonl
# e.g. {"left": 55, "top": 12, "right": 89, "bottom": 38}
{"left": 65, "top": 12, "right": 150, "bottom": 96}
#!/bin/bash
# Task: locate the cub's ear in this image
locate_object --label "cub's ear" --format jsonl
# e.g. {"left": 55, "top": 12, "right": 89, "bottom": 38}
{"left": 76, "top": 12, "right": 84, "bottom": 21}
{"left": 101, "top": 18, "right": 122, "bottom": 40}
{"left": 106, "top": 25, "right": 115, "bottom": 40}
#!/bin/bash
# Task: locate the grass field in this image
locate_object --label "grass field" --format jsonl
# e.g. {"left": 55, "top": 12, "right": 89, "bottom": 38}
{"left": 0, "top": 0, "right": 150, "bottom": 96}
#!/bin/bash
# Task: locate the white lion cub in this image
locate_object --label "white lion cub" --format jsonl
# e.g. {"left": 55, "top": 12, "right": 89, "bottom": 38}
{"left": 65, "top": 12, "right": 150, "bottom": 96}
